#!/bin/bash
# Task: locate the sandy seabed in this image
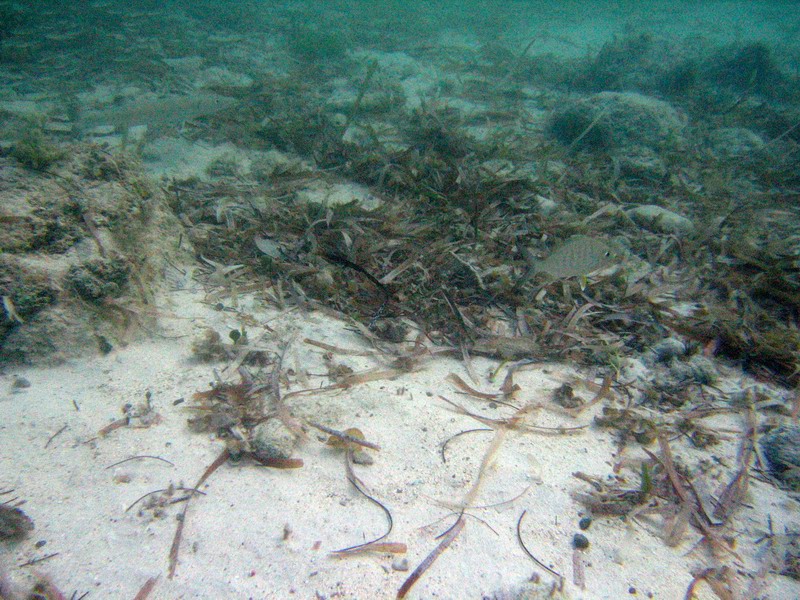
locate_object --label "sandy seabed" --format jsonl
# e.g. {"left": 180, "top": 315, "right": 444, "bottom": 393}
{"left": 1, "top": 282, "right": 798, "bottom": 600}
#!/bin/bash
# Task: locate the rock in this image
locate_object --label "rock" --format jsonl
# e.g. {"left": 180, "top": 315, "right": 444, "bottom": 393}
{"left": 707, "top": 127, "right": 765, "bottom": 161}
{"left": 126, "top": 125, "right": 148, "bottom": 146}
{"left": 628, "top": 204, "right": 694, "bottom": 235}
{"left": 572, "top": 533, "right": 590, "bottom": 549}
{"left": 12, "top": 376, "right": 31, "bottom": 389}
{"left": 391, "top": 557, "right": 409, "bottom": 571}
{"left": 0, "top": 504, "right": 34, "bottom": 541}
{"left": 616, "top": 148, "right": 667, "bottom": 181}
{"left": 669, "top": 355, "right": 717, "bottom": 385}
{"left": 351, "top": 450, "right": 374, "bottom": 465}
{"left": 649, "top": 337, "right": 686, "bottom": 363}
{"left": 252, "top": 420, "right": 297, "bottom": 461}
{"left": 535, "top": 194, "right": 558, "bottom": 215}
{"left": 548, "top": 91, "right": 686, "bottom": 153}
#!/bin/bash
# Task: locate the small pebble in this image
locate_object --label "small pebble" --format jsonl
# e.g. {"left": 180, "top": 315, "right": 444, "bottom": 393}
{"left": 12, "top": 376, "right": 31, "bottom": 389}
{"left": 572, "top": 533, "right": 590, "bottom": 550}
{"left": 351, "top": 450, "right": 374, "bottom": 466}
{"left": 578, "top": 516, "right": 592, "bottom": 530}
{"left": 392, "top": 557, "right": 409, "bottom": 571}
{"left": 650, "top": 338, "right": 685, "bottom": 363}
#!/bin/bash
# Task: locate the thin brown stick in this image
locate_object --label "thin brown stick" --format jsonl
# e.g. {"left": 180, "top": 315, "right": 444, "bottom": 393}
{"left": 45, "top": 425, "right": 68, "bottom": 448}
{"left": 651, "top": 434, "right": 738, "bottom": 559}
{"left": 19, "top": 553, "right": 59, "bottom": 567}
{"left": 398, "top": 400, "right": 532, "bottom": 597}
{"left": 447, "top": 373, "right": 498, "bottom": 401}
{"left": 132, "top": 575, "right": 159, "bottom": 600}
{"left": 438, "top": 396, "right": 584, "bottom": 434}
{"left": 250, "top": 455, "right": 304, "bottom": 469}
{"left": 271, "top": 339, "right": 307, "bottom": 441}
{"left": 125, "top": 487, "right": 203, "bottom": 513}
{"left": 396, "top": 515, "right": 465, "bottom": 599}
{"left": 713, "top": 406, "right": 754, "bottom": 522}
{"left": 282, "top": 368, "right": 404, "bottom": 402}
{"left": 304, "top": 338, "right": 374, "bottom": 356}
{"left": 309, "top": 422, "right": 382, "bottom": 451}
{"left": 168, "top": 448, "right": 230, "bottom": 579}
{"left": 331, "top": 541, "right": 407, "bottom": 556}
{"left": 98, "top": 417, "right": 129, "bottom": 437}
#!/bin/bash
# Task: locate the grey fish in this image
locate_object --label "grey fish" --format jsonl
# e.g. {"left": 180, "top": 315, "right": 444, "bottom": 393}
{"left": 80, "top": 91, "right": 236, "bottom": 134}
{"left": 525, "top": 235, "right": 617, "bottom": 280}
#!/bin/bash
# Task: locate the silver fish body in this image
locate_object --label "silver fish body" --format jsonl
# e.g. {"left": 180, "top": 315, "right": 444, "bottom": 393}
{"left": 525, "top": 235, "right": 617, "bottom": 280}
{"left": 80, "top": 91, "right": 236, "bottom": 134}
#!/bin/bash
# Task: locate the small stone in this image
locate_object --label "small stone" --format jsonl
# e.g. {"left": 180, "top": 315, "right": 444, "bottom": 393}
{"left": 126, "top": 124, "right": 148, "bottom": 145}
{"left": 12, "top": 376, "right": 31, "bottom": 389}
{"left": 572, "top": 533, "right": 590, "bottom": 550}
{"left": 650, "top": 338, "right": 686, "bottom": 363}
{"left": 351, "top": 450, "right": 374, "bottom": 466}
{"left": 684, "top": 356, "right": 717, "bottom": 385}
{"left": 535, "top": 194, "right": 558, "bottom": 215}
{"left": 707, "top": 127, "right": 764, "bottom": 160}
{"left": 578, "top": 516, "right": 592, "bottom": 530}
{"left": 669, "top": 355, "right": 717, "bottom": 385}
{"left": 252, "top": 420, "right": 297, "bottom": 461}
{"left": 391, "top": 557, "right": 409, "bottom": 571}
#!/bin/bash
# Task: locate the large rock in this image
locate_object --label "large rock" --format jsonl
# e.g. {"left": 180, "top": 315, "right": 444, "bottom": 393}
{"left": 0, "top": 144, "right": 189, "bottom": 363}
{"left": 549, "top": 91, "right": 686, "bottom": 153}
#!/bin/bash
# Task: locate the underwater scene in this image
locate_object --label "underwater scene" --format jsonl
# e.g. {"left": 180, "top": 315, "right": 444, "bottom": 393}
{"left": 1, "top": 0, "right": 800, "bottom": 598}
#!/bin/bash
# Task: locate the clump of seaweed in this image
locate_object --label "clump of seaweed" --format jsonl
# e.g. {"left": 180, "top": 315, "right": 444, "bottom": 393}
{"left": 11, "top": 126, "right": 65, "bottom": 171}
{"left": 190, "top": 328, "right": 229, "bottom": 362}
{"left": 0, "top": 492, "right": 33, "bottom": 542}
{"left": 286, "top": 23, "right": 350, "bottom": 64}
{"left": 170, "top": 344, "right": 306, "bottom": 578}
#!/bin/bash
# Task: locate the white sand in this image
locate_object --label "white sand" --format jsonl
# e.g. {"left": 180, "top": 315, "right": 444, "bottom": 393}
{"left": 2, "top": 281, "right": 798, "bottom": 599}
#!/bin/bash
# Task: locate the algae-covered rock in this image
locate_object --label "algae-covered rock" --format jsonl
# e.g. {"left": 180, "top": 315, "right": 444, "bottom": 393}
{"left": 11, "top": 126, "right": 66, "bottom": 170}
{"left": 251, "top": 420, "right": 297, "bottom": 461}
{"left": 0, "top": 145, "right": 190, "bottom": 364}
{"left": 66, "top": 256, "right": 130, "bottom": 303}
{"left": 549, "top": 91, "right": 686, "bottom": 153}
